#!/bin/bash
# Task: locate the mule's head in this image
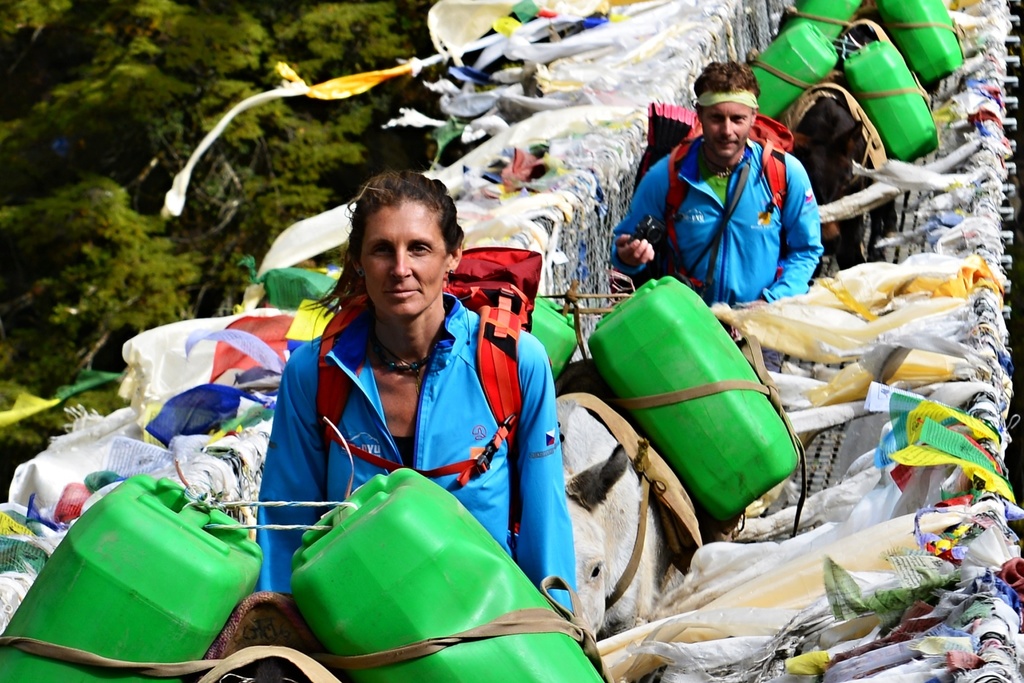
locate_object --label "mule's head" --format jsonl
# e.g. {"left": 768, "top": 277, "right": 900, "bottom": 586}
{"left": 565, "top": 445, "right": 632, "bottom": 635}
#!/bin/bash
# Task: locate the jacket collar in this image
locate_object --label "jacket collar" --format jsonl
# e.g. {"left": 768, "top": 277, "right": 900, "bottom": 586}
{"left": 328, "top": 293, "right": 469, "bottom": 372}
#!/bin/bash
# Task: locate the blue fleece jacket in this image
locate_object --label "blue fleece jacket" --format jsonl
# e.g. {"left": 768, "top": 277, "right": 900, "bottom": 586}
{"left": 611, "top": 138, "right": 823, "bottom": 304}
{"left": 256, "top": 295, "right": 576, "bottom": 597}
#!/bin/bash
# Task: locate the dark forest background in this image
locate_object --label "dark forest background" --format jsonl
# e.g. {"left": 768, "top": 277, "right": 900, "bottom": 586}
{"left": 0, "top": 1, "right": 449, "bottom": 488}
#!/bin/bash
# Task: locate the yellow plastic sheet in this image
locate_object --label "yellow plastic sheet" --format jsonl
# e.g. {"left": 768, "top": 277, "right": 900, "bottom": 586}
{"left": 786, "top": 650, "right": 831, "bottom": 675}
{"left": 805, "top": 351, "right": 962, "bottom": 407}
{"left": 901, "top": 254, "right": 1003, "bottom": 299}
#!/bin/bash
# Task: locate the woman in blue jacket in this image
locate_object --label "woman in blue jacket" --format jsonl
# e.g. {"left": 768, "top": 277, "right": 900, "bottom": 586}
{"left": 256, "top": 171, "right": 576, "bottom": 598}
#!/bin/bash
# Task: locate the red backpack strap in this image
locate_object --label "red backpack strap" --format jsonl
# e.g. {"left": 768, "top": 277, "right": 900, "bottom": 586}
{"left": 316, "top": 303, "right": 365, "bottom": 451}
{"left": 760, "top": 140, "right": 788, "bottom": 214}
{"left": 662, "top": 141, "right": 692, "bottom": 277}
{"left": 476, "top": 288, "right": 524, "bottom": 444}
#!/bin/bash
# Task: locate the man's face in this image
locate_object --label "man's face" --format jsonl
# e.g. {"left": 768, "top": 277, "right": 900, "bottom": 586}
{"left": 697, "top": 100, "right": 756, "bottom": 168}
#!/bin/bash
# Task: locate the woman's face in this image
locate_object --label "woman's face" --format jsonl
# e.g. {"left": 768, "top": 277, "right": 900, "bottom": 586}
{"left": 355, "top": 201, "right": 461, "bottom": 322}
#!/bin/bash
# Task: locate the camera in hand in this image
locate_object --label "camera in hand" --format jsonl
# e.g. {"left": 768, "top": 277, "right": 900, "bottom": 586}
{"left": 632, "top": 214, "right": 666, "bottom": 245}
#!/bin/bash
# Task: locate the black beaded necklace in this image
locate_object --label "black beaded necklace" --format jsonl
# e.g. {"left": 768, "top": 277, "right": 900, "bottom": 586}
{"left": 370, "top": 327, "right": 431, "bottom": 373}
{"left": 701, "top": 146, "right": 736, "bottom": 178}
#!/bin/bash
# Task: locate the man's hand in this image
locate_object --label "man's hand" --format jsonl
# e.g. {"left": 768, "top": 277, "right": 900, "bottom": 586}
{"left": 615, "top": 234, "right": 655, "bottom": 267}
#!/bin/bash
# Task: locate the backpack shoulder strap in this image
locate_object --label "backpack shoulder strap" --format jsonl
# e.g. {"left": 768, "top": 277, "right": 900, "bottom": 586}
{"left": 661, "top": 141, "right": 693, "bottom": 276}
{"left": 476, "top": 288, "right": 524, "bottom": 444}
{"left": 760, "top": 140, "right": 788, "bottom": 215}
{"left": 316, "top": 304, "right": 365, "bottom": 451}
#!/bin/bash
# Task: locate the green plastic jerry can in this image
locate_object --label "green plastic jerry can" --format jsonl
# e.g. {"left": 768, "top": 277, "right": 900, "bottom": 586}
{"left": 0, "top": 475, "right": 262, "bottom": 682}
{"left": 588, "top": 277, "right": 798, "bottom": 519}
{"left": 752, "top": 22, "right": 839, "bottom": 118}
{"left": 845, "top": 40, "right": 938, "bottom": 161}
{"left": 291, "top": 469, "right": 603, "bottom": 683}
{"left": 530, "top": 297, "right": 577, "bottom": 379}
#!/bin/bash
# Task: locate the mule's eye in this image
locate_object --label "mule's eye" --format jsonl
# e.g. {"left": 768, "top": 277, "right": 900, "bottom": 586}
{"left": 590, "top": 564, "right": 602, "bottom": 579}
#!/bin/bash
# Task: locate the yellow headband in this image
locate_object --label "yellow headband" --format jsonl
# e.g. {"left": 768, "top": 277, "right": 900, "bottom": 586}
{"left": 696, "top": 91, "right": 759, "bottom": 109}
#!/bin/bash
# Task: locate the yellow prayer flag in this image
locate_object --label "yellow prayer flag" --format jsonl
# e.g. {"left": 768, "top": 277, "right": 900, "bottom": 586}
{"left": 276, "top": 61, "right": 415, "bottom": 101}
{"left": 287, "top": 300, "right": 335, "bottom": 342}
{"left": 0, "top": 393, "right": 62, "bottom": 429}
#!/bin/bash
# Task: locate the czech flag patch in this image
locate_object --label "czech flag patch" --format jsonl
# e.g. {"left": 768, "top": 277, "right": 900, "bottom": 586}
{"left": 545, "top": 430, "right": 556, "bottom": 447}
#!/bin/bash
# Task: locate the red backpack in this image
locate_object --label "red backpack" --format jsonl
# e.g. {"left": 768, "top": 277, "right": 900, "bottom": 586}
{"left": 315, "top": 246, "right": 542, "bottom": 488}
{"left": 634, "top": 103, "right": 793, "bottom": 289}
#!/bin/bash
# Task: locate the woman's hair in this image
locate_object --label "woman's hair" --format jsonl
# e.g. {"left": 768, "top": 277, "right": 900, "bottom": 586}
{"left": 325, "top": 170, "right": 463, "bottom": 310}
{"left": 693, "top": 61, "right": 761, "bottom": 98}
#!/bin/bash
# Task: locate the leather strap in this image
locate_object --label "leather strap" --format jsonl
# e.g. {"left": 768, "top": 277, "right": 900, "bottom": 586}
{"left": 314, "top": 608, "right": 586, "bottom": 670}
{"left": 558, "top": 392, "right": 703, "bottom": 570}
{"left": 604, "top": 475, "right": 651, "bottom": 609}
{"left": 611, "top": 379, "right": 769, "bottom": 410}
{"left": 0, "top": 638, "right": 341, "bottom": 683}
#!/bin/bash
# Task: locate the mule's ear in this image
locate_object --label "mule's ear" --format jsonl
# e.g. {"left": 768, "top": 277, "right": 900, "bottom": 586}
{"left": 566, "top": 446, "right": 630, "bottom": 511}
{"left": 836, "top": 120, "right": 864, "bottom": 156}
{"left": 791, "top": 132, "right": 812, "bottom": 150}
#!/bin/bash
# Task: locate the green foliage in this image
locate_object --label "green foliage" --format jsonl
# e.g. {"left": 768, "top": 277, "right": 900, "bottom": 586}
{"left": 0, "top": 0, "right": 442, "bottom": 483}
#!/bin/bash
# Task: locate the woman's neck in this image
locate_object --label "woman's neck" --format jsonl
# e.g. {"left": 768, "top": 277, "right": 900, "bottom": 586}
{"left": 372, "top": 304, "right": 446, "bottom": 362}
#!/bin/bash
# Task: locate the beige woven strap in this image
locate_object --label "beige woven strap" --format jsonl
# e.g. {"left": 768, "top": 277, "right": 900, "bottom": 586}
{"left": 560, "top": 392, "right": 703, "bottom": 551}
{"left": 538, "top": 576, "right": 615, "bottom": 683}
{"left": 781, "top": 83, "right": 888, "bottom": 170}
{"left": 855, "top": 86, "right": 928, "bottom": 100}
{"left": 750, "top": 58, "right": 817, "bottom": 90}
{"left": 0, "top": 638, "right": 342, "bottom": 682}
{"left": 197, "top": 647, "right": 341, "bottom": 683}
{"left": 886, "top": 20, "right": 957, "bottom": 34}
{"left": 843, "top": 18, "right": 896, "bottom": 46}
{"left": 315, "top": 602, "right": 610, "bottom": 683}
{"left": 611, "top": 379, "right": 768, "bottom": 410}
{"left": 0, "top": 636, "right": 212, "bottom": 677}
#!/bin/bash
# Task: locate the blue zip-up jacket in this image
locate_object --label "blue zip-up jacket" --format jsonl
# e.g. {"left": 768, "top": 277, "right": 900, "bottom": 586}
{"left": 611, "top": 138, "right": 823, "bottom": 304}
{"left": 256, "top": 294, "right": 576, "bottom": 597}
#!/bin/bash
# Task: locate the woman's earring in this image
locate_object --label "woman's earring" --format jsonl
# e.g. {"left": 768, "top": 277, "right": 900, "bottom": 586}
{"left": 447, "top": 269, "right": 455, "bottom": 278}
{"left": 355, "top": 267, "right": 365, "bottom": 277}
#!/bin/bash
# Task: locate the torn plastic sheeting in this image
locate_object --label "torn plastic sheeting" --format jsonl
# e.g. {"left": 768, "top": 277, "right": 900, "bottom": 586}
{"left": 427, "top": 0, "right": 606, "bottom": 65}
{"left": 714, "top": 297, "right": 969, "bottom": 365}
{"left": 7, "top": 407, "right": 142, "bottom": 509}
{"left": 598, "top": 511, "right": 965, "bottom": 676}
{"left": 144, "top": 384, "right": 262, "bottom": 446}
{"left": 804, "top": 353, "right": 968, "bottom": 408}
{"left": 819, "top": 138, "right": 984, "bottom": 223}
{"left": 427, "top": 104, "right": 642, "bottom": 191}
{"left": 119, "top": 308, "right": 287, "bottom": 412}
{"left": 185, "top": 328, "right": 286, "bottom": 375}
{"left": 738, "top": 466, "right": 883, "bottom": 543}
{"left": 798, "top": 255, "right": 999, "bottom": 314}
{"left": 257, "top": 203, "right": 351, "bottom": 277}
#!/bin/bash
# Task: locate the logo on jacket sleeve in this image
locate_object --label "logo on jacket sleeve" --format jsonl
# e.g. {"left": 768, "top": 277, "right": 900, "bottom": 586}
{"left": 545, "top": 430, "right": 556, "bottom": 447}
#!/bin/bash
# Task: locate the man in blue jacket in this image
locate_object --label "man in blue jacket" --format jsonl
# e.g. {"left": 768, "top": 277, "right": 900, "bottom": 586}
{"left": 612, "top": 61, "right": 823, "bottom": 304}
